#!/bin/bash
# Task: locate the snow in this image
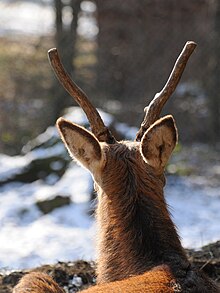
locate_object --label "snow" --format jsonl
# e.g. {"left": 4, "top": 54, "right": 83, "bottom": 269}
{"left": 0, "top": 107, "right": 219, "bottom": 270}
{"left": 0, "top": 154, "right": 28, "bottom": 181}
{"left": 166, "top": 177, "right": 220, "bottom": 248}
{"left": 0, "top": 163, "right": 96, "bottom": 270}
{"left": 1, "top": 168, "right": 219, "bottom": 270}
{"left": 0, "top": 0, "right": 98, "bottom": 39}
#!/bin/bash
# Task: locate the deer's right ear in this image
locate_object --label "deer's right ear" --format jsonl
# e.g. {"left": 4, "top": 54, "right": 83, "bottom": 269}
{"left": 56, "top": 118, "right": 103, "bottom": 172}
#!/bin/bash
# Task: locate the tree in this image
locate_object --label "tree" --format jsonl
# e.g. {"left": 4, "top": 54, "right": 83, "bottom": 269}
{"left": 95, "top": 0, "right": 214, "bottom": 143}
{"left": 207, "top": 0, "right": 220, "bottom": 141}
{"left": 52, "top": 0, "right": 82, "bottom": 117}
{"left": 95, "top": 1, "right": 149, "bottom": 106}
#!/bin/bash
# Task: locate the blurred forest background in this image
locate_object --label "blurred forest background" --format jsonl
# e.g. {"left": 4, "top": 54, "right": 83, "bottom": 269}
{"left": 0, "top": 0, "right": 220, "bottom": 155}
{"left": 1, "top": 2, "right": 220, "bottom": 288}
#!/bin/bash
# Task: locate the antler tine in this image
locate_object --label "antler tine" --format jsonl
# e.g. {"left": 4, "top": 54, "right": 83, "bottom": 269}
{"left": 48, "top": 48, "right": 116, "bottom": 144}
{"left": 135, "top": 41, "right": 197, "bottom": 142}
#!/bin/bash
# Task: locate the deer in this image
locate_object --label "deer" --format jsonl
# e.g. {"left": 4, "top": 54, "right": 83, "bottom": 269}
{"left": 13, "top": 41, "right": 220, "bottom": 293}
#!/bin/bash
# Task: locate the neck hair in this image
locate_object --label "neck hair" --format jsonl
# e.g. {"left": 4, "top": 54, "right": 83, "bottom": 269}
{"left": 95, "top": 143, "right": 188, "bottom": 283}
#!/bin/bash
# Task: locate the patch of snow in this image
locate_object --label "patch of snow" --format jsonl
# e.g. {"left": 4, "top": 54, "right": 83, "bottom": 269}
{"left": 63, "top": 106, "right": 114, "bottom": 128}
{"left": 0, "top": 154, "right": 30, "bottom": 181}
{"left": 0, "top": 162, "right": 96, "bottom": 270}
{"left": 0, "top": 144, "right": 66, "bottom": 182}
{"left": 70, "top": 275, "right": 83, "bottom": 287}
{"left": 166, "top": 176, "right": 220, "bottom": 249}
{"left": 29, "top": 143, "right": 65, "bottom": 160}
{"left": 116, "top": 122, "right": 138, "bottom": 140}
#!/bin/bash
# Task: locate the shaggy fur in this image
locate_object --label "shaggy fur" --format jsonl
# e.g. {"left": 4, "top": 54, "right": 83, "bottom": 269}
{"left": 82, "top": 265, "right": 179, "bottom": 293}
{"left": 96, "top": 141, "right": 187, "bottom": 283}
{"left": 13, "top": 272, "right": 65, "bottom": 293}
{"left": 13, "top": 116, "right": 220, "bottom": 293}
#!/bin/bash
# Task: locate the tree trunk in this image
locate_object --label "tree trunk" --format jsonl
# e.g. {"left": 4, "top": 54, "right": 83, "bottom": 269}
{"left": 208, "top": 0, "right": 220, "bottom": 141}
{"left": 95, "top": 1, "right": 149, "bottom": 105}
{"left": 52, "top": 0, "right": 81, "bottom": 118}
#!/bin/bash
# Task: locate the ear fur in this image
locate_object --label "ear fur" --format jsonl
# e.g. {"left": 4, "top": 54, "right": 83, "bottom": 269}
{"left": 140, "top": 115, "right": 177, "bottom": 172}
{"left": 56, "top": 117, "right": 103, "bottom": 172}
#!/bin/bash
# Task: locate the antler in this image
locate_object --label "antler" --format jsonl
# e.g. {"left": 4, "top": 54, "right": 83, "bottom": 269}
{"left": 48, "top": 48, "right": 116, "bottom": 144}
{"left": 135, "top": 41, "right": 197, "bottom": 142}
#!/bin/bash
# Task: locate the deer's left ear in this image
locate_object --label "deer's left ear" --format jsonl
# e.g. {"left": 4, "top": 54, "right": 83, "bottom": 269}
{"left": 140, "top": 115, "right": 178, "bottom": 172}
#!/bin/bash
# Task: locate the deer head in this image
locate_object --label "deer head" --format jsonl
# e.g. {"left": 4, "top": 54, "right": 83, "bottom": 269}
{"left": 49, "top": 41, "right": 196, "bottom": 181}
{"left": 49, "top": 42, "right": 196, "bottom": 284}
{"left": 13, "top": 41, "right": 220, "bottom": 293}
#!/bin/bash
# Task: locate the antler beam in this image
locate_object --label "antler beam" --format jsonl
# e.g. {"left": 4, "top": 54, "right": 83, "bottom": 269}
{"left": 48, "top": 48, "right": 115, "bottom": 144}
{"left": 135, "top": 41, "right": 197, "bottom": 142}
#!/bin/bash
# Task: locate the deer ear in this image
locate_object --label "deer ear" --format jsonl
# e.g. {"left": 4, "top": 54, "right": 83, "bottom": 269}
{"left": 56, "top": 118, "right": 103, "bottom": 172}
{"left": 140, "top": 115, "right": 177, "bottom": 172}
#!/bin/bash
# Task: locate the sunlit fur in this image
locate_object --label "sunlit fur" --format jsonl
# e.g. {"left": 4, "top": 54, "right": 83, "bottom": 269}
{"left": 96, "top": 141, "right": 186, "bottom": 283}
{"left": 13, "top": 119, "right": 220, "bottom": 293}
{"left": 13, "top": 272, "right": 65, "bottom": 293}
{"left": 82, "top": 265, "right": 177, "bottom": 293}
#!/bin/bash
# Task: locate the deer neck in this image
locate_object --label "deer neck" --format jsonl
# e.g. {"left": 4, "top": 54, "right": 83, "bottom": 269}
{"left": 95, "top": 151, "right": 189, "bottom": 283}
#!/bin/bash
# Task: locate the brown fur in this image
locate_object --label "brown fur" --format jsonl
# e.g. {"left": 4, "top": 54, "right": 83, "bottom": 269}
{"left": 82, "top": 265, "right": 179, "bottom": 293}
{"left": 96, "top": 141, "right": 187, "bottom": 283}
{"left": 13, "top": 266, "right": 178, "bottom": 293}
{"left": 13, "top": 116, "right": 220, "bottom": 293}
{"left": 13, "top": 272, "right": 65, "bottom": 293}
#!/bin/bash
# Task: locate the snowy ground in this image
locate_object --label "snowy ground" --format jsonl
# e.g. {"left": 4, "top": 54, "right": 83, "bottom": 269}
{"left": 0, "top": 163, "right": 219, "bottom": 270}
{"left": 0, "top": 165, "right": 95, "bottom": 270}
{"left": 0, "top": 107, "right": 219, "bottom": 270}
{"left": 165, "top": 177, "right": 220, "bottom": 248}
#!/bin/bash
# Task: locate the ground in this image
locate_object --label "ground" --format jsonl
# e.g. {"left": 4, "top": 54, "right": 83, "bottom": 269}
{"left": 0, "top": 242, "right": 220, "bottom": 293}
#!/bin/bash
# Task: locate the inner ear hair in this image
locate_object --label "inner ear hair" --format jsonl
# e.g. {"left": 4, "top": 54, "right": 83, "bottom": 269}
{"left": 56, "top": 117, "right": 102, "bottom": 170}
{"left": 140, "top": 115, "right": 178, "bottom": 172}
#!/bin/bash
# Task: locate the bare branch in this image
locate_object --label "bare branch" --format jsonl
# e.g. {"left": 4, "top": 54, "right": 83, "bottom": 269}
{"left": 48, "top": 48, "right": 115, "bottom": 144}
{"left": 135, "top": 41, "right": 197, "bottom": 142}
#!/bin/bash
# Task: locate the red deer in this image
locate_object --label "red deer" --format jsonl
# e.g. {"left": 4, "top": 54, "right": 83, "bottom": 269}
{"left": 13, "top": 42, "right": 220, "bottom": 293}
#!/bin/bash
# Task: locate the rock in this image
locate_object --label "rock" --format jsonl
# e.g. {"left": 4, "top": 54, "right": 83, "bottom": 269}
{"left": 36, "top": 195, "right": 71, "bottom": 214}
{"left": 2, "top": 272, "right": 24, "bottom": 287}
